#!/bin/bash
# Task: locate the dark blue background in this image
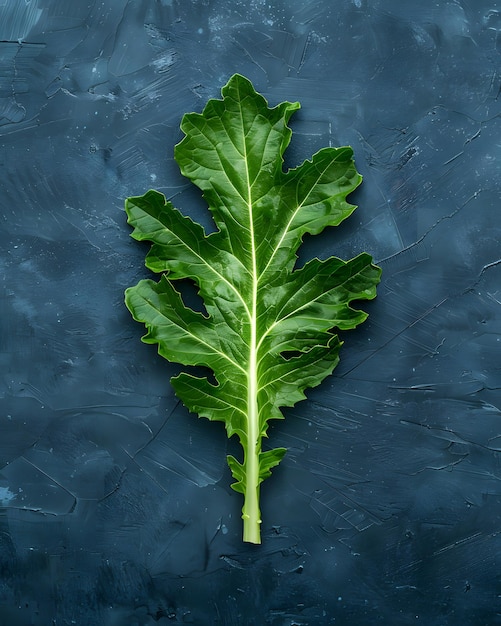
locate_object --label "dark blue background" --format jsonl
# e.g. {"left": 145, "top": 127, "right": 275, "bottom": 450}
{"left": 1, "top": 1, "right": 500, "bottom": 624}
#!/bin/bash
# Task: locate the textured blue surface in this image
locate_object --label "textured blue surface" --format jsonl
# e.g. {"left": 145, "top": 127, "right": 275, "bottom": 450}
{"left": 1, "top": 1, "right": 500, "bottom": 624}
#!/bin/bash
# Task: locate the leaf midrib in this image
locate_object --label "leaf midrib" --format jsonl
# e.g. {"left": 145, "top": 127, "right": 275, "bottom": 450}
{"left": 235, "top": 81, "right": 261, "bottom": 535}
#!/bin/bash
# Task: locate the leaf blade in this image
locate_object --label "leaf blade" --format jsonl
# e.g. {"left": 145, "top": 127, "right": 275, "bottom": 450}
{"left": 125, "top": 73, "right": 381, "bottom": 543}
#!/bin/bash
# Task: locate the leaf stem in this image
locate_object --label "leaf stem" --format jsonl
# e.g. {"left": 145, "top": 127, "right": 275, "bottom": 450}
{"left": 242, "top": 319, "right": 262, "bottom": 543}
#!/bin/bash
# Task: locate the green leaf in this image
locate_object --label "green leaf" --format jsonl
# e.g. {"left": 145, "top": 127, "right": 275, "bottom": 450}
{"left": 125, "top": 74, "right": 381, "bottom": 543}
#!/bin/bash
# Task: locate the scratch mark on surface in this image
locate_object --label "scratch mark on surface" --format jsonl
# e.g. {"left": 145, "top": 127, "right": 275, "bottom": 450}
{"left": 297, "top": 32, "right": 311, "bottom": 74}
{"left": 341, "top": 297, "right": 449, "bottom": 377}
{"left": 463, "top": 258, "right": 501, "bottom": 294}
{"left": 120, "top": 446, "right": 170, "bottom": 496}
{"left": 230, "top": 35, "right": 267, "bottom": 76}
{"left": 20, "top": 457, "right": 77, "bottom": 513}
{"left": 432, "top": 532, "right": 483, "bottom": 556}
{"left": 377, "top": 191, "right": 478, "bottom": 264}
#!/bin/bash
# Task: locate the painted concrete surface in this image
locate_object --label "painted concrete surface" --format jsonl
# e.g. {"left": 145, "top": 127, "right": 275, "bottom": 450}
{"left": 1, "top": 1, "right": 500, "bottom": 624}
